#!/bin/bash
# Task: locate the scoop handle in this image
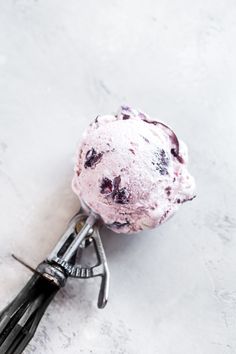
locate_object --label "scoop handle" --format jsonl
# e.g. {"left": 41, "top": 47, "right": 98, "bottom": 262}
{"left": 0, "top": 273, "right": 59, "bottom": 354}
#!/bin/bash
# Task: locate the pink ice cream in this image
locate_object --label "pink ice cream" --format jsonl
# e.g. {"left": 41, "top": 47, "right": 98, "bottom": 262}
{"left": 72, "top": 106, "right": 196, "bottom": 234}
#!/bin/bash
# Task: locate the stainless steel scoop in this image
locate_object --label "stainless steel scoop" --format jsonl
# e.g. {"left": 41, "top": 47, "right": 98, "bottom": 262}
{"left": 0, "top": 209, "right": 110, "bottom": 354}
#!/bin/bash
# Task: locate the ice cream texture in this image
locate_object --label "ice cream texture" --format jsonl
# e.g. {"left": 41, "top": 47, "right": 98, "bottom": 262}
{"left": 72, "top": 106, "right": 196, "bottom": 233}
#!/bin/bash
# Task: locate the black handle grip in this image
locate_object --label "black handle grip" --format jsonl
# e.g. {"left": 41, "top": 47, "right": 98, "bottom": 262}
{"left": 0, "top": 273, "right": 59, "bottom": 354}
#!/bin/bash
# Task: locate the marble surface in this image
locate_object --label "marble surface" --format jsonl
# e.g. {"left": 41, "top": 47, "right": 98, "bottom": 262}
{"left": 0, "top": 1, "right": 236, "bottom": 353}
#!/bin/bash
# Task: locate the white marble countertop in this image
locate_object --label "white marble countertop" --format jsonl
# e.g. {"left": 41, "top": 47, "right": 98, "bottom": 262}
{"left": 0, "top": 1, "right": 236, "bottom": 353}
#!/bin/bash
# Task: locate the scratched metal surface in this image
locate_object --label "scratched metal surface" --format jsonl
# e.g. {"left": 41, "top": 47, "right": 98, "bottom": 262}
{"left": 0, "top": 1, "right": 236, "bottom": 353}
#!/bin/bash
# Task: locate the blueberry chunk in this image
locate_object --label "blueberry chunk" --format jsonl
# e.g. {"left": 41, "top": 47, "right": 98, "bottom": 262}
{"left": 165, "top": 187, "right": 171, "bottom": 196}
{"left": 84, "top": 148, "right": 103, "bottom": 168}
{"left": 101, "top": 175, "right": 130, "bottom": 204}
{"left": 100, "top": 177, "right": 113, "bottom": 194}
{"left": 113, "top": 176, "right": 121, "bottom": 192}
{"left": 111, "top": 176, "right": 130, "bottom": 204}
{"left": 113, "top": 187, "right": 130, "bottom": 204}
{"left": 142, "top": 136, "right": 150, "bottom": 143}
{"left": 110, "top": 220, "right": 130, "bottom": 229}
{"left": 152, "top": 149, "right": 169, "bottom": 175}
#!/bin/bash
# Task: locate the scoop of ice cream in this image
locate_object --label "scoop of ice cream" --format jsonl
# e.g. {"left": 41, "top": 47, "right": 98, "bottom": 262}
{"left": 72, "top": 106, "right": 196, "bottom": 233}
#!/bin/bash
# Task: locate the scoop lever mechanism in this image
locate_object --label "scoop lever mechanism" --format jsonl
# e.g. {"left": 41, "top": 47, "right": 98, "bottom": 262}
{"left": 45, "top": 211, "right": 110, "bottom": 308}
{"left": 0, "top": 210, "right": 110, "bottom": 354}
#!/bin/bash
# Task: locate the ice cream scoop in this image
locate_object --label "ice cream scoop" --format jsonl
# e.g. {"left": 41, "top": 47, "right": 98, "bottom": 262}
{"left": 0, "top": 106, "right": 196, "bottom": 353}
{"left": 0, "top": 212, "right": 109, "bottom": 353}
{"left": 72, "top": 106, "right": 196, "bottom": 233}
